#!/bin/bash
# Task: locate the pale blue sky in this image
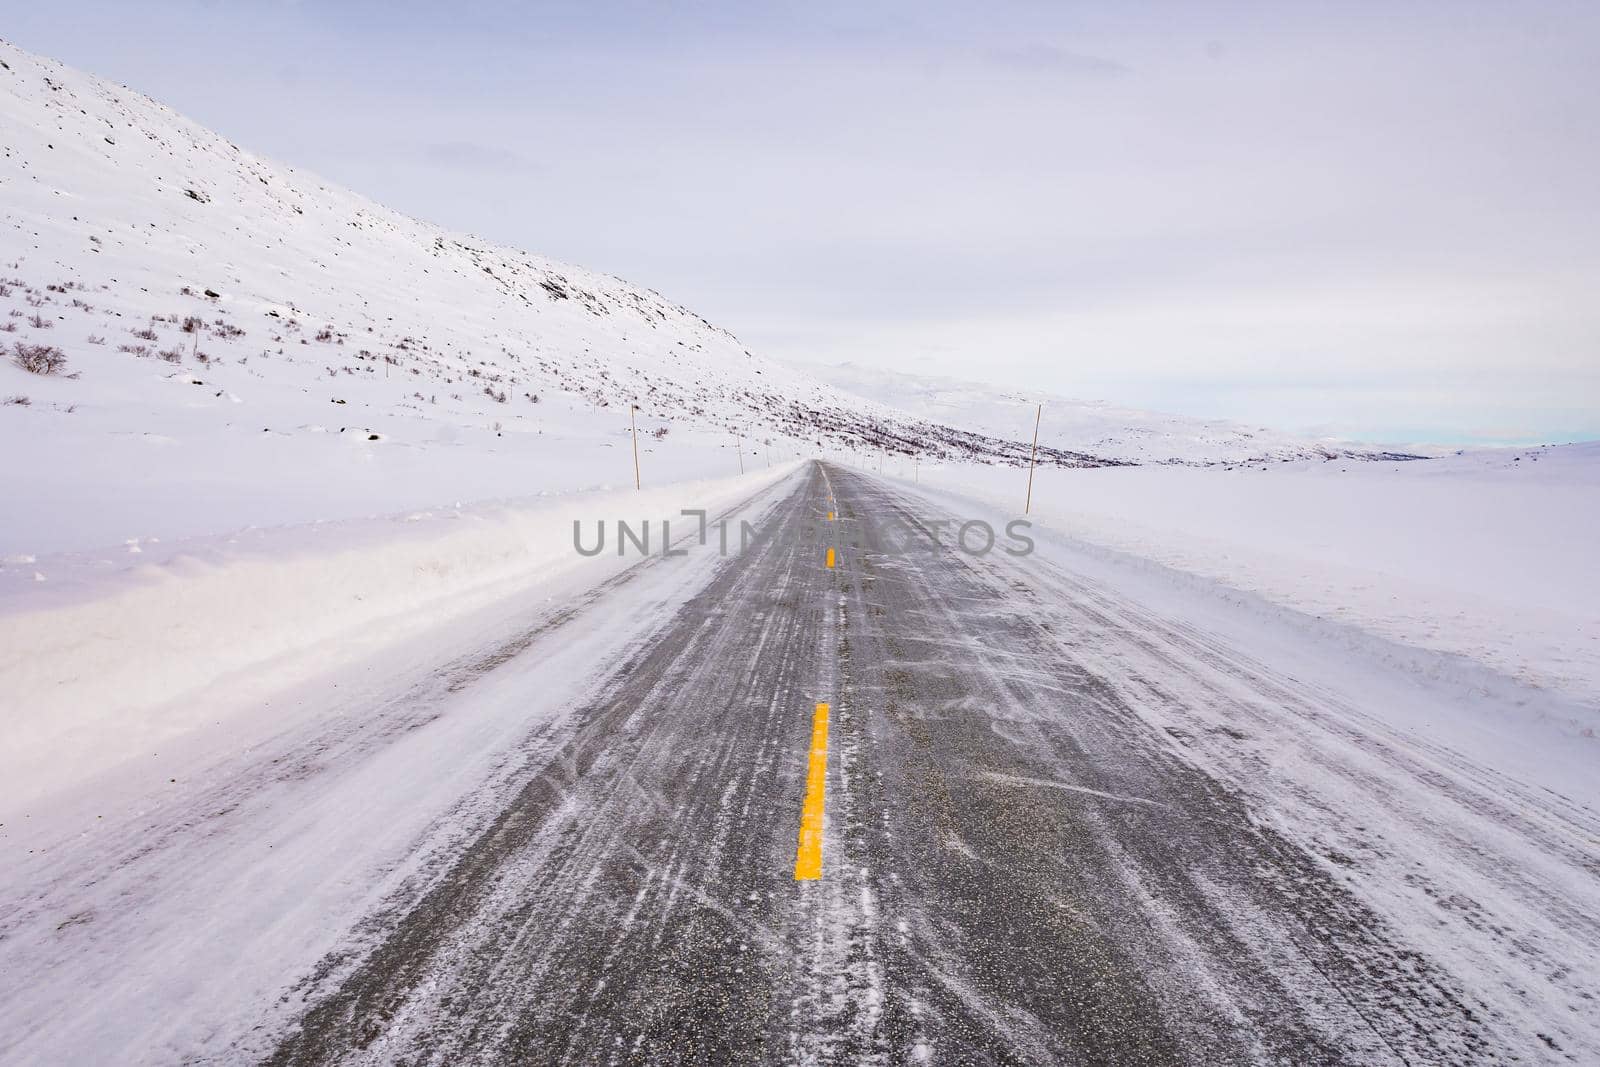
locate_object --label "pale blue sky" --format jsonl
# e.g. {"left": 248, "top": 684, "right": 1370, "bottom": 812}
{"left": 8, "top": 1, "right": 1598, "bottom": 444}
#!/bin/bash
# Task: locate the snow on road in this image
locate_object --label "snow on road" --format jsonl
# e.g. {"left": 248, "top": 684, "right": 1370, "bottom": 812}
{"left": 5, "top": 462, "right": 1593, "bottom": 1064}
{"left": 871, "top": 461, "right": 1600, "bottom": 1060}
{"left": 0, "top": 468, "right": 806, "bottom": 1065}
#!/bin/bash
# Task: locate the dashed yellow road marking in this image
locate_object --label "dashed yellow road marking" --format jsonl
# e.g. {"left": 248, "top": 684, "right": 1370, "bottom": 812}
{"left": 828, "top": 511, "right": 835, "bottom": 521}
{"left": 794, "top": 702, "right": 830, "bottom": 880}
{"left": 826, "top": 546, "right": 836, "bottom": 568}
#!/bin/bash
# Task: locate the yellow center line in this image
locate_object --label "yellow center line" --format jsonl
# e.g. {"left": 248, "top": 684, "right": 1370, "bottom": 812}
{"left": 794, "top": 702, "right": 830, "bottom": 880}
{"left": 825, "top": 546, "right": 836, "bottom": 568}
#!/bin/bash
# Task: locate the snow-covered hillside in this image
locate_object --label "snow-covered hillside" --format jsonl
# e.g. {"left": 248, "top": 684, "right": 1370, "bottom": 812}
{"left": 0, "top": 40, "right": 1049, "bottom": 556}
{"left": 0, "top": 38, "right": 867, "bottom": 427}
{"left": 808, "top": 361, "right": 1426, "bottom": 465}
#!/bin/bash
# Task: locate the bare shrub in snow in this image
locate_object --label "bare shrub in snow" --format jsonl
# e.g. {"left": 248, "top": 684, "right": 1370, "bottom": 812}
{"left": 87, "top": 334, "right": 107, "bottom": 345}
{"left": 180, "top": 316, "right": 205, "bottom": 333}
{"left": 12, "top": 342, "right": 68, "bottom": 375}
{"left": 4, "top": 395, "right": 29, "bottom": 406}
{"left": 0, "top": 284, "right": 11, "bottom": 297}
{"left": 131, "top": 326, "right": 159, "bottom": 341}
{"left": 118, "top": 343, "right": 150, "bottom": 357}
{"left": 157, "top": 347, "right": 183, "bottom": 363}
{"left": 0, "top": 322, "right": 15, "bottom": 333}
{"left": 27, "top": 313, "right": 53, "bottom": 329}
{"left": 484, "top": 385, "right": 507, "bottom": 403}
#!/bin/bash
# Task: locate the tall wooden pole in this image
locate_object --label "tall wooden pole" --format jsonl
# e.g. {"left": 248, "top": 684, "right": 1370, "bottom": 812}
{"left": 630, "top": 404, "right": 641, "bottom": 490}
{"left": 1024, "top": 403, "right": 1041, "bottom": 514}
{"left": 734, "top": 433, "right": 743, "bottom": 474}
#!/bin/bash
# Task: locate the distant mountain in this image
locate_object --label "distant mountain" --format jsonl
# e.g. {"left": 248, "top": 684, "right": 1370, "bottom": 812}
{"left": 809, "top": 362, "right": 1423, "bottom": 466}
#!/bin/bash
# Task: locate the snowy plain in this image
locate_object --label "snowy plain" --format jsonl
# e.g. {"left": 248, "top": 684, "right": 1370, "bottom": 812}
{"left": 898, "top": 442, "right": 1600, "bottom": 713}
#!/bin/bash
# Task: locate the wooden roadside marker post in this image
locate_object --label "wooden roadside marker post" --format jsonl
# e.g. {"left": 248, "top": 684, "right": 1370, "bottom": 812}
{"left": 630, "top": 404, "right": 641, "bottom": 490}
{"left": 734, "top": 432, "right": 744, "bottom": 475}
{"left": 1025, "top": 402, "right": 1041, "bottom": 514}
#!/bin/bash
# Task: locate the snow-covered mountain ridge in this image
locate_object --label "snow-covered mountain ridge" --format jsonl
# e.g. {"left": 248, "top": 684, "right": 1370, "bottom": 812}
{"left": 0, "top": 39, "right": 886, "bottom": 439}
{"left": 806, "top": 362, "right": 1426, "bottom": 467}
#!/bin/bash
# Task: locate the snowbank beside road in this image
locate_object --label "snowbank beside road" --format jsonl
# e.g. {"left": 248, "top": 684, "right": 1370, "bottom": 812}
{"left": 897, "top": 442, "right": 1600, "bottom": 710}
{"left": 0, "top": 464, "right": 799, "bottom": 813}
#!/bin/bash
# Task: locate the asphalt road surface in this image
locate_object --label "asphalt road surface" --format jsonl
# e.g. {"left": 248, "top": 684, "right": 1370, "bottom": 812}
{"left": 260, "top": 462, "right": 1511, "bottom": 1065}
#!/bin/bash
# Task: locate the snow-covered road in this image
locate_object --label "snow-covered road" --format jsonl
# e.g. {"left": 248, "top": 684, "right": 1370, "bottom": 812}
{"left": 2, "top": 463, "right": 1596, "bottom": 1065}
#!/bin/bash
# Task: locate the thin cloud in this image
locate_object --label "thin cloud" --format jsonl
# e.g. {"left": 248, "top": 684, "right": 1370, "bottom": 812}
{"left": 986, "top": 43, "right": 1128, "bottom": 78}
{"left": 419, "top": 140, "right": 535, "bottom": 174}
